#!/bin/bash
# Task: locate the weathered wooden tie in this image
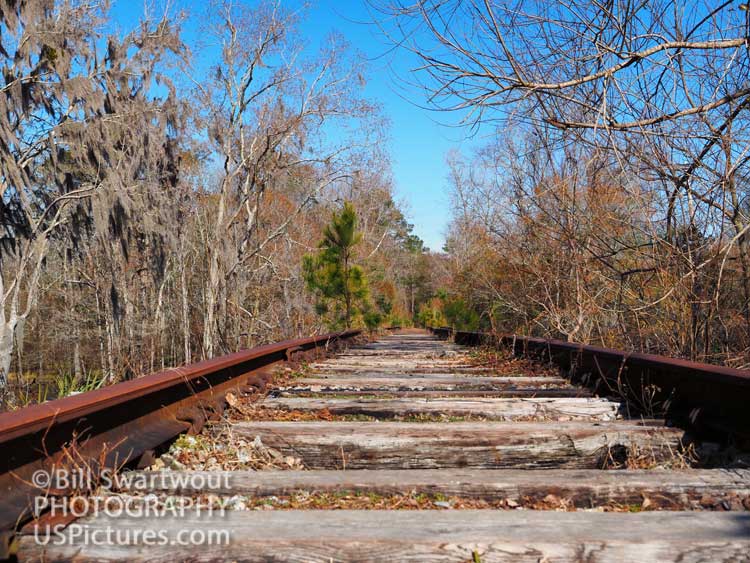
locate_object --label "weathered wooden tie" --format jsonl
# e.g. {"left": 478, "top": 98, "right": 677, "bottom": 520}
{"left": 117, "top": 468, "right": 750, "bottom": 508}
{"left": 261, "top": 396, "right": 619, "bottom": 420}
{"left": 232, "top": 420, "right": 682, "bottom": 469}
{"left": 20, "top": 512, "right": 750, "bottom": 562}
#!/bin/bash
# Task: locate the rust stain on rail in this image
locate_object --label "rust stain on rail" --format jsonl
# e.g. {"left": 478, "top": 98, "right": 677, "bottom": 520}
{"left": 0, "top": 330, "right": 360, "bottom": 556}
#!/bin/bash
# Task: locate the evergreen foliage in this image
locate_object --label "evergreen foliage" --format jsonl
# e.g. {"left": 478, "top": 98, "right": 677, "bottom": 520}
{"left": 303, "top": 202, "right": 370, "bottom": 329}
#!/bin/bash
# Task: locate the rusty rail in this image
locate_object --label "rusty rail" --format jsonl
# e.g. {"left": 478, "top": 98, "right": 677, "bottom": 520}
{"left": 430, "top": 327, "right": 750, "bottom": 442}
{"left": 0, "top": 330, "right": 360, "bottom": 554}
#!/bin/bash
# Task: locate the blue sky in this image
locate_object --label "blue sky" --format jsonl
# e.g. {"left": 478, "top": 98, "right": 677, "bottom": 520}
{"left": 110, "top": 0, "right": 485, "bottom": 252}
{"left": 300, "top": 1, "right": 475, "bottom": 251}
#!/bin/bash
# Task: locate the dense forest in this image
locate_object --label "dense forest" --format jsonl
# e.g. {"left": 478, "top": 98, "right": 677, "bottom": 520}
{"left": 4, "top": 0, "right": 750, "bottom": 408}
{"left": 0, "top": 0, "right": 438, "bottom": 408}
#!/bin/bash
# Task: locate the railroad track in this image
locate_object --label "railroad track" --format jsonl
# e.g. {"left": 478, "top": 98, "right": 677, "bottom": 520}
{"left": 3, "top": 329, "right": 750, "bottom": 561}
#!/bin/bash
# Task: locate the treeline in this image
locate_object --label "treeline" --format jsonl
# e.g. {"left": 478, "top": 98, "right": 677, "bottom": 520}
{"left": 381, "top": 1, "right": 750, "bottom": 367}
{"left": 0, "top": 0, "right": 432, "bottom": 407}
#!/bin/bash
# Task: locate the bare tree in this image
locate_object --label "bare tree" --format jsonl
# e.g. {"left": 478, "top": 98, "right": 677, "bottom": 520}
{"left": 373, "top": 1, "right": 750, "bottom": 130}
{"left": 190, "top": 0, "right": 373, "bottom": 358}
{"left": 0, "top": 1, "right": 184, "bottom": 386}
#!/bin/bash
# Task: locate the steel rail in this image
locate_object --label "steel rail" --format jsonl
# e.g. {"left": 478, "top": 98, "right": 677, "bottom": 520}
{"left": 430, "top": 327, "right": 750, "bottom": 441}
{"left": 0, "top": 330, "right": 360, "bottom": 556}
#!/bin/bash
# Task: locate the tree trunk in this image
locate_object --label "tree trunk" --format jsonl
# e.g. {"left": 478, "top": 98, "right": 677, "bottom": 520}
{"left": 344, "top": 253, "right": 352, "bottom": 329}
{"left": 0, "top": 318, "right": 16, "bottom": 387}
{"left": 95, "top": 289, "right": 109, "bottom": 381}
{"left": 180, "top": 248, "right": 191, "bottom": 364}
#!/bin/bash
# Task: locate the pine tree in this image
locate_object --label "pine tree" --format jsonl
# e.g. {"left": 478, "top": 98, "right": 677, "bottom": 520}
{"left": 303, "top": 202, "right": 369, "bottom": 329}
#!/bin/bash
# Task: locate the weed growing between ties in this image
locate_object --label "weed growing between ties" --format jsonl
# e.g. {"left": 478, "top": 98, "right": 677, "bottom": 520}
{"left": 602, "top": 440, "right": 697, "bottom": 470}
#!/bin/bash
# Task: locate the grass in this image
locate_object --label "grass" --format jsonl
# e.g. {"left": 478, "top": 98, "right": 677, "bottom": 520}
{"left": 2, "top": 368, "right": 109, "bottom": 411}
{"left": 6, "top": 380, "right": 50, "bottom": 409}
{"left": 52, "top": 369, "right": 107, "bottom": 398}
